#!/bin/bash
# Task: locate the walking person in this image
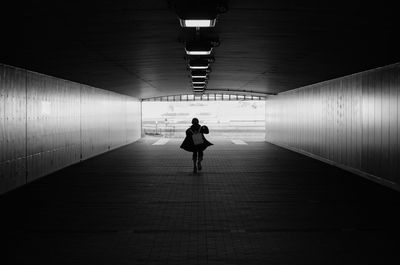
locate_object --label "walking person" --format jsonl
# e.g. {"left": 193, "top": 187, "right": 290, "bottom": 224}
{"left": 180, "top": 118, "right": 213, "bottom": 173}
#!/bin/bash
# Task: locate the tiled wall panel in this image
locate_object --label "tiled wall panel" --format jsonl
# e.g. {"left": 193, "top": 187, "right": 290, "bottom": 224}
{"left": 108, "top": 93, "right": 127, "bottom": 149}
{"left": 0, "top": 63, "right": 141, "bottom": 194}
{"left": 126, "top": 99, "right": 142, "bottom": 142}
{"left": 26, "top": 74, "right": 81, "bottom": 182}
{"left": 266, "top": 63, "right": 400, "bottom": 191}
{"left": 80, "top": 86, "right": 141, "bottom": 160}
{"left": 0, "top": 65, "right": 26, "bottom": 194}
{"left": 81, "top": 85, "right": 111, "bottom": 160}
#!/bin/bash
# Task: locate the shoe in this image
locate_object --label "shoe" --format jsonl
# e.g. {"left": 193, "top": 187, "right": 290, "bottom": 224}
{"left": 193, "top": 166, "right": 197, "bottom": 173}
{"left": 197, "top": 161, "right": 202, "bottom": 171}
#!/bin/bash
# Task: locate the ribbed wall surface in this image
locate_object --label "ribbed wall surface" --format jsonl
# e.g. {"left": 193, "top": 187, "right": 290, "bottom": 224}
{"left": 0, "top": 64, "right": 141, "bottom": 194}
{"left": 266, "top": 63, "right": 400, "bottom": 191}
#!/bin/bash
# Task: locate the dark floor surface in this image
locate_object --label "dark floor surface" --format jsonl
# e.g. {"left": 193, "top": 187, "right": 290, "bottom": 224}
{"left": 1, "top": 137, "right": 400, "bottom": 265}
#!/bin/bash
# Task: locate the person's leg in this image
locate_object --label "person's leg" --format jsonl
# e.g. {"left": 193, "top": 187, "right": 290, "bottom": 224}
{"left": 197, "top": 150, "right": 203, "bottom": 170}
{"left": 192, "top": 151, "right": 198, "bottom": 172}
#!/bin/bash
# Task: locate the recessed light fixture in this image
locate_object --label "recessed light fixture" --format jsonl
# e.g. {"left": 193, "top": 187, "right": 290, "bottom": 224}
{"left": 192, "top": 78, "right": 207, "bottom": 83}
{"left": 189, "top": 59, "right": 209, "bottom": 70}
{"left": 192, "top": 74, "right": 207, "bottom": 78}
{"left": 186, "top": 50, "right": 212, "bottom": 55}
{"left": 179, "top": 19, "right": 216, "bottom": 28}
{"left": 185, "top": 41, "right": 213, "bottom": 55}
{"left": 193, "top": 89, "right": 205, "bottom": 93}
{"left": 190, "top": 66, "right": 208, "bottom": 69}
{"left": 193, "top": 88, "right": 205, "bottom": 93}
{"left": 190, "top": 70, "right": 209, "bottom": 78}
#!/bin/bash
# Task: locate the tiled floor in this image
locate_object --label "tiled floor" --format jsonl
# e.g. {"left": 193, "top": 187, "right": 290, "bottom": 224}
{"left": 1, "top": 137, "right": 400, "bottom": 265}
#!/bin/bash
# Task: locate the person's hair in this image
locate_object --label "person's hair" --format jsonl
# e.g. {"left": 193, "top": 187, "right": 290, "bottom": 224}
{"left": 191, "top": 118, "right": 199, "bottom": 125}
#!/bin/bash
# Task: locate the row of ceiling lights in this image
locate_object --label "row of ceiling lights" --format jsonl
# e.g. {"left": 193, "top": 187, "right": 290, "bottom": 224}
{"left": 172, "top": 0, "right": 228, "bottom": 94}
{"left": 179, "top": 18, "right": 217, "bottom": 93}
{"left": 167, "top": 0, "right": 229, "bottom": 93}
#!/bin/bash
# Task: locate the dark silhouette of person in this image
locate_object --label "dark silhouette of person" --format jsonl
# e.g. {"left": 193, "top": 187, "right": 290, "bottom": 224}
{"left": 180, "top": 118, "right": 213, "bottom": 173}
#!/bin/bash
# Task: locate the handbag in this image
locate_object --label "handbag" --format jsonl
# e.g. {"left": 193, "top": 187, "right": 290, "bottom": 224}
{"left": 190, "top": 129, "right": 204, "bottom": 145}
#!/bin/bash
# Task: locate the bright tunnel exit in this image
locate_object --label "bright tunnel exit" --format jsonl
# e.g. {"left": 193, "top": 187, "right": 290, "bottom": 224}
{"left": 142, "top": 96, "right": 265, "bottom": 141}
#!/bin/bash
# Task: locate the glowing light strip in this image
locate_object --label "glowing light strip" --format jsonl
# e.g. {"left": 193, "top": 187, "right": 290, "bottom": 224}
{"left": 180, "top": 19, "right": 216, "bottom": 27}
{"left": 189, "top": 65, "right": 209, "bottom": 69}
{"left": 186, "top": 50, "right": 212, "bottom": 55}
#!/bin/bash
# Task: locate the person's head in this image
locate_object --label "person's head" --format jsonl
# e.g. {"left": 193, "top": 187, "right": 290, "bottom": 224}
{"left": 191, "top": 118, "right": 199, "bottom": 125}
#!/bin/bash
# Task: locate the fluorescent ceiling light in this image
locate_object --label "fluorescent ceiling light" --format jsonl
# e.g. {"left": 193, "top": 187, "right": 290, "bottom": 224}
{"left": 189, "top": 65, "right": 209, "bottom": 69}
{"left": 191, "top": 70, "right": 208, "bottom": 78}
{"left": 193, "top": 81, "right": 206, "bottom": 85}
{"left": 192, "top": 77, "right": 207, "bottom": 82}
{"left": 185, "top": 41, "right": 213, "bottom": 55}
{"left": 186, "top": 50, "right": 212, "bottom": 55}
{"left": 189, "top": 59, "right": 209, "bottom": 70}
{"left": 180, "top": 19, "right": 216, "bottom": 27}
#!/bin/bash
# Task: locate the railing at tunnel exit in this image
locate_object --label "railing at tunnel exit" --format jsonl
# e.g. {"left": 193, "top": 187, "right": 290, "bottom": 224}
{"left": 142, "top": 93, "right": 267, "bottom": 102}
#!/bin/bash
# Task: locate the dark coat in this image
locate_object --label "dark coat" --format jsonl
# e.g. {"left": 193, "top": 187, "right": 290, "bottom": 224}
{"left": 180, "top": 125, "right": 213, "bottom": 152}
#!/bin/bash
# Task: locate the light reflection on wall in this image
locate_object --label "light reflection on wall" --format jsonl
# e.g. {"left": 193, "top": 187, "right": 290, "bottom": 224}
{"left": 0, "top": 63, "right": 141, "bottom": 195}
{"left": 266, "top": 63, "right": 400, "bottom": 191}
{"left": 142, "top": 100, "right": 265, "bottom": 140}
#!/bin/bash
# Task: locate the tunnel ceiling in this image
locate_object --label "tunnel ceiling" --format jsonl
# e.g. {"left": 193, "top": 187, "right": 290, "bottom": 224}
{"left": 1, "top": 1, "right": 399, "bottom": 98}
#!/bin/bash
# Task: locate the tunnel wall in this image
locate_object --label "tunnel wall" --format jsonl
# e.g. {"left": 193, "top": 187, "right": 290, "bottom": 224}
{"left": 0, "top": 63, "right": 141, "bottom": 194}
{"left": 266, "top": 63, "right": 400, "bottom": 191}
